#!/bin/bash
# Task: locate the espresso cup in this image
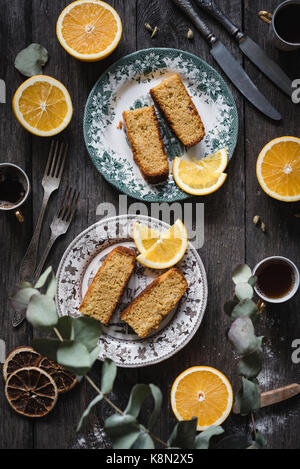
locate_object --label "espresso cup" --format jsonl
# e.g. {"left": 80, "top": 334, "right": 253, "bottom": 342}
{"left": 258, "top": 0, "right": 300, "bottom": 51}
{"left": 253, "top": 256, "right": 300, "bottom": 304}
{"left": 0, "top": 163, "right": 30, "bottom": 223}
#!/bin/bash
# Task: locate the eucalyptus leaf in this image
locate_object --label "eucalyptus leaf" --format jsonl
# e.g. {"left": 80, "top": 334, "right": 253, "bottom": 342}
{"left": 194, "top": 425, "right": 224, "bottom": 449}
{"left": 34, "top": 266, "right": 53, "bottom": 289}
{"left": 32, "top": 338, "right": 60, "bottom": 362}
{"left": 238, "top": 349, "right": 263, "bottom": 379}
{"left": 26, "top": 293, "right": 58, "bottom": 329}
{"left": 11, "top": 288, "right": 37, "bottom": 311}
{"left": 46, "top": 275, "right": 57, "bottom": 299}
{"left": 125, "top": 384, "right": 162, "bottom": 431}
{"left": 57, "top": 341, "right": 92, "bottom": 376}
{"left": 72, "top": 317, "right": 102, "bottom": 352}
{"left": 248, "top": 276, "right": 257, "bottom": 288}
{"left": 232, "top": 265, "right": 252, "bottom": 285}
{"left": 248, "top": 431, "right": 267, "bottom": 449}
{"left": 228, "top": 316, "right": 263, "bottom": 355}
{"left": 89, "top": 345, "right": 101, "bottom": 369}
{"left": 77, "top": 394, "right": 103, "bottom": 432}
{"left": 56, "top": 316, "right": 74, "bottom": 340}
{"left": 235, "top": 378, "right": 261, "bottom": 416}
{"left": 235, "top": 283, "right": 254, "bottom": 301}
{"left": 131, "top": 432, "right": 155, "bottom": 449}
{"left": 104, "top": 414, "right": 141, "bottom": 449}
{"left": 168, "top": 417, "right": 197, "bottom": 449}
{"left": 231, "top": 299, "right": 259, "bottom": 323}
{"left": 101, "top": 358, "right": 117, "bottom": 394}
{"left": 15, "top": 43, "right": 48, "bottom": 77}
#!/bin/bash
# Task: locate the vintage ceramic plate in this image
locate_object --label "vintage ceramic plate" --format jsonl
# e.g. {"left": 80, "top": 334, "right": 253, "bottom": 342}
{"left": 84, "top": 48, "right": 238, "bottom": 202}
{"left": 56, "top": 215, "right": 208, "bottom": 368}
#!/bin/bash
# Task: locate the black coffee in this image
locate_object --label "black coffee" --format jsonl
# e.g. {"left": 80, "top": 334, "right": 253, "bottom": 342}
{"left": 0, "top": 167, "right": 26, "bottom": 207}
{"left": 275, "top": 4, "right": 300, "bottom": 44}
{"left": 256, "top": 260, "right": 295, "bottom": 299}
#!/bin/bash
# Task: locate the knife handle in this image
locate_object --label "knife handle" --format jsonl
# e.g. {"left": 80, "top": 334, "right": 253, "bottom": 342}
{"left": 171, "top": 0, "right": 217, "bottom": 46}
{"left": 193, "top": 0, "right": 244, "bottom": 40}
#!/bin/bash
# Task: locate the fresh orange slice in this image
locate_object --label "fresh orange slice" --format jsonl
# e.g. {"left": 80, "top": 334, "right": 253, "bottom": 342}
{"left": 257, "top": 137, "right": 300, "bottom": 202}
{"left": 13, "top": 75, "right": 73, "bottom": 137}
{"left": 171, "top": 366, "right": 233, "bottom": 431}
{"left": 57, "top": 0, "right": 122, "bottom": 62}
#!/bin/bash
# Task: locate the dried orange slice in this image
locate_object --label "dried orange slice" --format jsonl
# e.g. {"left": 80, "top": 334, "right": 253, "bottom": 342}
{"left": 57, "top": 0, "right": 122, "bottom": 62}
{"left": 171, "top": 366, "right": 233, "bottom": 431}
{"left": 257, "top": 137, "right": 300, "bottom": 202}
{"left": 3, "top": 346, "right": 41, "bottom": 382}
{"left": 39, "top": 357, "right": 77, "bottom": 394}
{"left": 13, "top": 75, "right": 73, "bottom": 137}
{"left": 5, "top": 367, "right": 58, "bottom": 418}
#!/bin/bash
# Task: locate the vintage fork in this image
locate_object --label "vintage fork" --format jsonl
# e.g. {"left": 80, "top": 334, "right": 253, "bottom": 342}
{"left": 13, "top": 186, "right": 80, "bottom": 327}
{"left": 12, "top": 141, "right": 68, "bottom": 327}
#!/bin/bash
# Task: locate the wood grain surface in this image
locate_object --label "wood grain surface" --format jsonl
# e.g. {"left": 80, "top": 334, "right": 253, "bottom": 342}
{"left": 0, "top": 0, "right": 299, "bottom": 449}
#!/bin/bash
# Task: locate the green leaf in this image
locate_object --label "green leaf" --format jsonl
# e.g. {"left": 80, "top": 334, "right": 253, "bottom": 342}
{"left": 125, "top": 384, "right": 162, "bottom": 431}
{"left": 57, "top": 341, "right": 92, "bottom": 376}
{"left": 26, "top": 294, "right": 58, "bottom": 329}
{"left": 235, "top": 378, "right": 261, "bottom": 416}
{"left": 77, "top": 394, "right": 103, "bottom": 432}
{"left": 148, "top": 384, "right": 163, "bottom": 430}
{"left": 104, "top": 414, "right": 140, "bottom": 449}
{"left": 34, "top": 266, "right": 53, "bottom": 289}
{"left": 232, "top": 265, "right": 252, "bottom": 285}
{"left": 239, "top": 349, "right": 263, "bottom": 379}
{"left": 194, "top": 425, "right": 224, "bottom": 449}
{"left": 168, "top": 418, "right": 197, "bottom": 449}
{"left": 231, "top": 299, "right": 259, "bottom": 323}
{"left": 11, "top": 288, "right": 37, "bottom": 311}
{"left": 89, "top": 345, "right": 101, "bottom": 369}
{"left": 235, "top": 283, "right": 254, "bottom": 301}
{"left": 101, "top": 359, "right": 117, "bottom": 394}
{"left": 56, "top": 316, "right": 73, "bottom": 340}
{"left": 72, "top": 317, "right": 102, "bottom": 352}
{"left": 248, "top": 276, "right": 257, "bottom": 288}
{"left": 15, "top": 43, "right": 48, "bottom": 77}
{"left": 46, "top": 274, "right": 57, "bottom": 299}
{"left": 32, "top": 338, "right": 60, "bottom": 362}
{"left": 132, "top": 432, "right": 155, "bottom": 449}
{"left": 228, "top": 316, "right": 263, "bottom": 355}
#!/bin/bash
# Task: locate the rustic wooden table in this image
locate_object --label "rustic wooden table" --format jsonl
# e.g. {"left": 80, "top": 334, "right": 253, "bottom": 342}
{"left": 0, "top": 0, "right": 300, "bottom": 450}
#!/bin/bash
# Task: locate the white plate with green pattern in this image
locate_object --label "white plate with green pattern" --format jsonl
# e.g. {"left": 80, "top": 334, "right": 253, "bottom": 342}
{"left": 84, "top": 48, "right": 238, "bottom": 202}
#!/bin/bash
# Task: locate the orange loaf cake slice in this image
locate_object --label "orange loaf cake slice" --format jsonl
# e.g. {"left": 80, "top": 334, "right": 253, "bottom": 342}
{"left": 123, "top": 106, "right": 169, "bottom": 184}
{"left": 121, "top": 268, "right": 188, "bottom": 338}
{"left": 79, "top": 246, "right": 136, "bottom": 326}
{"left": 150, "top": 74, "right": 205, "bottom": 147}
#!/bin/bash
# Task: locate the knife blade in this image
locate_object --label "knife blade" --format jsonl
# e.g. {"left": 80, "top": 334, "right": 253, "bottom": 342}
{"left": 171, "top": 0, "right": 282, "bottom": 120}
{"left": 193, "top": 0, "right": 292, "bottom": 97}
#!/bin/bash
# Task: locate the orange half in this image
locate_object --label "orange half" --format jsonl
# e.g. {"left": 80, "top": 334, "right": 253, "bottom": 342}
{"left": 56, "top": 0, "right": 122, "bottom": 62}
{"left": 257, "top": 137, "right": 300, "bottom": 202}
{"left": 171, "top": 366, "right": 233, "bottom": 431}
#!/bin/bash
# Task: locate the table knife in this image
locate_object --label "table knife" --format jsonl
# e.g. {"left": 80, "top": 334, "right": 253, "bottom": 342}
{"left": 193, "top": 0, "right": 292, "bottom": 97}
{"left": 233, "top": 383, "right": 300, "bottom": 413}
{"left": 171, "top": 0, "right": 281, "bottom": 120}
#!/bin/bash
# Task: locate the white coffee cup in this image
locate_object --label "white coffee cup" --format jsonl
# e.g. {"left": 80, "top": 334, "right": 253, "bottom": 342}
{"left": 253, "top": 256, "right": 299, "bottom": 304}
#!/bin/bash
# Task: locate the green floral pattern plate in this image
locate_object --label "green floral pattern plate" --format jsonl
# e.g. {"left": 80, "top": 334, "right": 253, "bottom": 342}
{"left": 84, "top": 48, "right": 238, "bottom": 202}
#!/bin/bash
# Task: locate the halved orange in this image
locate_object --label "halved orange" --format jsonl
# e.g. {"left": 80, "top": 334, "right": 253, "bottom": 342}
{"left": 13, "top": 75, "right": 73, "bottom": 137}
{"left": 171, "top": 366, "right": 233, "bottom": 431}
{"left": 257, "top": 137, "right": 300, "bottom": 202}
{"left": 57, "top": 0, "right": 122, "bottom": 62}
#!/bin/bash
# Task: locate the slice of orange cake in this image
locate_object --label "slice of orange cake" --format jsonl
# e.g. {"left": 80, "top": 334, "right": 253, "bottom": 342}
{"left": 121, "top": 268, "right": 188, "bottom": 338}
{"left": 79, "top": 246, "right": 136, "bottom": 325}
{"left": 150, "top": 74, "right": 205, "bottom": 147}
{"left": 123, "top": 106, "right": 169, "bottom": 184}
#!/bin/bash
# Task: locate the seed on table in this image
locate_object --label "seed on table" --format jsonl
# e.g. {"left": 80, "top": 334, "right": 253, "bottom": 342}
{"left": 187, "top": 29, "right": 194, "bottom": 40}
{"left": 151, "top": 26, "right": 159, "bottom": 38}
{"left": 253, "top": 215, "right": 260, "bottom": 225}
{"left": 144, "top": 23, "right": 153, "bottom": 33}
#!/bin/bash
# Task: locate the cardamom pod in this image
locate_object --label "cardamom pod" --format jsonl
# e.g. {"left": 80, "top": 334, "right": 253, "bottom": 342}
{"left": 261, "top": 222, "right": 267, "bottom": 233}
{"left": 151, "top": 26, "right": 159, "bottom": 38}
{"left": 144, "top": 23, "right": 153, "bottom": 33}
{"left": 187, "top": 29, "right": 194, "bottom": 40}
{"left": 253, "top": 215, "right": 260, "bottom": 226}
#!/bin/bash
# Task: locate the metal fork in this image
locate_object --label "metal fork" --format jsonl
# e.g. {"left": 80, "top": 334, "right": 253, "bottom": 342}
{"left": 19, "top": 141, "right": 68, "bottom": 282}
{"left": 13, "top": 186, "right": 80, "bottom": 327}
{"left": 33, "top": 186, "right": 80, "bottom": 284}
